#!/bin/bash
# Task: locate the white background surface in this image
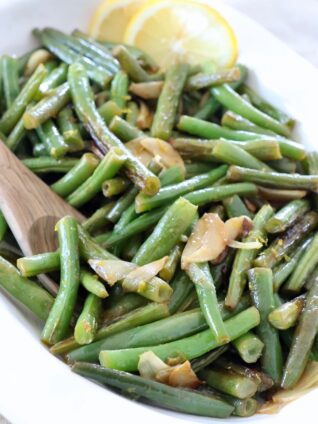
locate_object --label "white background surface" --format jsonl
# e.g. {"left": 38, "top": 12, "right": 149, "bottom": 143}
{"left": 0, "top": 0, "right": 317, "bottom": 423}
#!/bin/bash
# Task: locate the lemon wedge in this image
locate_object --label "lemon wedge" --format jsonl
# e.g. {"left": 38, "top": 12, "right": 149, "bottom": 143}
{"left": 123, "top": 0, "right": 238, "bottom": 69}
{"left": 88, "top": 0, "right": 148, "bottom": 43}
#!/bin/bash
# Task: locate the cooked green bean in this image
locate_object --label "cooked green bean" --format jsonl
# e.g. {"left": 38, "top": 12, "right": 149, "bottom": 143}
{"left": 254, "top": 211, "right": 318, "bottom": 268}
{"left": 109, "top": 115, "right": 144, "bottom": 142}
{"left": 178, "top": 115, "right": 305, "bottom": 160}
{"left": 228, "top": 166, "right": 318, "bottom": 192}
{"left": 99, "top": 306, "right": 260, "bottom": 371}
{"left": 199, "top": 367, "right": 258, "bottom": 399}
{"left": 184, "top": 183, "right": 257, "bottom": 206}
{"left": 248, "top": 268, "right": 283, "bottom": 384}
{"left": 38, "top": 62, "right": 68, "bottom": 96}
{"left": 133, "top": 197, "right": 198, "bottom": 265}
{"left": 191, "top": 346, "right": 229, "bottom": 373}
{"left": 186, "top": 67, "right": 240, "bottom": 91}
{"left": 272, "top": 236, "right": 312, "bottom": 291}
{"left": 212, "top": 85, "right": 290, "bottom": 136}
{"left": 72, "top": 363, "right": 234, "bottom": 418}
{"left": 268, "top": 295, "right": 305, "bottom": 330}
{"left": 266, "top": 199, "right": 310, "bottom": 234}
{"left": 68, "top": 63, "right": 160, "bottom": 195}
{"left": 6, "top": 112, "right": 27, "bottom": 152}
{"left": 232, "top": 331, "right": 264, "bottom": 363}
{"left": 185, "top": 162, "right": 214, "bottom": 178}
{"left": 51, "top": 153, "right": 100, "bottom": 198}
{"left": 98, "top": 100, "right": 123, "bottom": 125}
{"left": 80, "top": 269, "right": 108, "bottom": 299}
{"left": 225, "top": 204, "right": 274, "bottom": 310}
{"left": 159, "top": 243, "right": 182, "bottom": 282}
{"left": 223, "top": 195, "right": 252, "bottom": 219}
{"left": 57, "top": 106, "right": 85, "bottom": 151}
{"left": 0, "top": 256, "right": 54, "bottom": 321}
{"left": 22, "top": 156, "right": 79, "bottom": 173}
{"left": 284, "top": 232, "right": 318, "bottom": 293}
{"left": 23, "top": 82, "right": 71, "bottom": 129}
{"left": 82, "top": 203, "right": 114, "bottom": 234}
{"left": 35, "top": 119, "right": 68, "bottom": 159}
{"left": 267, "top": 157, "right": 296, "bottom": 174}
{"left": 67, "top": 148, "right": 126, "bottom": 207}
{"left": 221, "top": 110, "right": 275, "bottom": 135}
{"left": 151, "top": 63, "right": 188, "bottom": 140}
{"left": 17, "top": 251, "right": 60, "bottom": 277}
{"left": 0, "top": 64, "right": 47, "bottom": 135}
{"left": 52, "top": 302, "right": 167, "bottom": 356}
{"left": 110, "top": 70, "right": 129, "bottom": 109}
{"left": 74, "top": 294, "right": 102, "bottom": 345}
{"left": 135, "top": 165, "right": 227, "bottom": 213}
{"left": 41, "top": 217, "right": 80, "bottom": 345}
{"left": 1, "top": 55, "right": 20, "bottom": 108}
{"left": 102, "top": 177, "right": 130, "bottom": 198}
{"left": 282, "top": 276, "right": 318, "bottom": 388}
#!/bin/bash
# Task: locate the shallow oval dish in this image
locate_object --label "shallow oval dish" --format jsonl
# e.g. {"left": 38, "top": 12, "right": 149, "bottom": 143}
{"left": 0, "top": 0, "right": 317, "bottom": 423}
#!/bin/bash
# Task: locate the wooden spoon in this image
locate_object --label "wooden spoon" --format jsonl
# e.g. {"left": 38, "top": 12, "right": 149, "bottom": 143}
{"left": 0, "top": 141, "right": 84, "bottom": 294}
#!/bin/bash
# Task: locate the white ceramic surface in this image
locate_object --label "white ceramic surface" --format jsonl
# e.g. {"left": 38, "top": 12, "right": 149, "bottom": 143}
{"left": 0, "top": 1, "right": 317, "bottom": 423}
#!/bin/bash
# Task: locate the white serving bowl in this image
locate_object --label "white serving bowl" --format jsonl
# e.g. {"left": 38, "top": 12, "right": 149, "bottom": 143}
{"left": 0, "top": 0, "right": 317, "bottom": 423}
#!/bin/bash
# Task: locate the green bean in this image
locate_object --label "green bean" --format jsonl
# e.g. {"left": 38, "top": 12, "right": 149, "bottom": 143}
{"left": 35, "top": 30, "right": 112, "bottom": 86}
{"left": 68, "top": 63, "right": 160, "bottom": 195}
{"left": 5, "top": 111, "right": 27, "bottom": 152}
{"left": 82, "top": 203, "right": 114, "bottom": 234}
{"left": 102, "top": 177, "right": 130, "bottom": 198}
{"left": 1, "top": 56, "right": 20, "bottom": 108}
{"left": 41, "top": 217, "right": 80, "bottom": 345}
{"left": 177, "top": 115, "right": 305, "bottom": 160}
{"left": 23, "top": 82, "right": 71, "bottom": 129}
{"left": 70, "top": 295, "right": 252, "bottom": 363}
{"left": 232, "top": 331, "right": 264, "bottom": 363}
{"left": 211, "top": 250, "right": 236, "bottom": 290}
{"left": 267, "top": 158, "right": 296, "bottom": 174}
{"left": 98, "top": 100, "right": 123, "bottom": 125}
{"left": 258, "top": 186, "right": 307, "bottom": 202}
{"left": 72, "top": 363, "right": 234, "bottom": 418}
{"left": 227, "top": 166, "right": 318, "bottom": 192}
{"left": 171, "top": 137, "right": 282, "bottom": 162}
{"left": 121, "top": 234, "right": 143, "bottom": 261}
{"left": 107, "top": 186, "right": 139, "bottom": 223}
{"left": 191, "top": 346, "right": 229, "bottom": 373}
{"left": 110, "top": 70, "right": 129, "bottom": 109}
{"left": 194, "top": 96, "right": 219, "bottom": 120}
{"left": 284, "top": 232, "right": 318, "bottom": 293}
{"left": 74, "top": 294, "right": 102, "bottom": 345}
{"left": 113, "top": 45, "right": 159, "bottom": 83}
{"left": 268, "top": 295, "right": 305, "bottom": 330}
{"left": 221, "top": 110, "right": 275, "bottom": 135}
{"left": 219, "top": 394, "right": 258, "bottom": 417}
{"left": 52, "top": 302, "right": 167, "bottom": 356}
{"left": 51, "top": 153, "right": 100, "bottom": 198}
{"left": 36, "top": 119, "right": 68, "bottom": 159}
{"left": 248, "top": 268, "right": 283, "bottom": 384}
{"left": 0, "top": 64, "right": 47, "bottom": 135}
{"left": 0, "top": 256, "right": 54, "bottom": 321}
{"left": 159, "top": 243, "right": 182, "bottom": 282}
{"left": 212, "top": 85, "right": 290, "bottom": 136}
{"left": 184, "top": 183, "right": 257, "bottom": 207}
{"left": 185, "top": 162, "right": 214, "bottom": 178}
{"left": 282, "top": 277, "right": 318, "bottom": 388}
{"left": 109, "top": 115, "right": 144, "bottom": 142}
{"left": 135, "top": 165, "right": 227, "bottom": 213}
{"left": 133, "top": 198, "right": 197, "bottom": 265}
{"left": 67, "top": 148, "right": 126, "bottom": 207}
{"left": 17, "top": 252, "right": 60, "bottom": 277}
{"left": 187, "top": 262, "right": 229, "bottom": 344}
{"left": 200, "top": 368, "right": 258, "bottom": 399}
{"left": 99, "top": 306, "right": 260, "bottom": 371}
{"left": 266, "top": 199, "right": 310, "bottom": 234}
{"left": 77, "top": 224, "right": 116, "bottom": 262}
{"left": 225, "top": 204, "right": 274, "bottom": 310}
{"left": 254, "top": 211, "right": 318, "bottom": 268}
{"left": 22, "top": 156, "right": 79, "bottom": 173}
{"left": 186, "top": 67, "right": 240, "bottom": 91}
{"left": 212, "top": 139, "right": 272, "bottom": 171}
{"left": 125, "top": 101, "right": 139, "bottom": 126}
{"left": 307, "top": 151, "right": 318, "bottom": 209}
{"left": 57, "top": 106, "right": 85, "bottom": 151}
{"left": 43, "top": 28, "right": 118, "bottom": 73}
{"left": 223, "top": 195, "right": 252, "bottom": 219}
{"left": 151, "top": 63, "right": 188, "bottom": 140}
{"left": 168, "top": 271, "right": 193, "bottom": 314}
{"left": 80, "top": 269, "right": 108, "bottom": 299}
{"left": 240, "top": 84, "right": 294, "bottom": 127}
{"left": 273, "top": 236, "right": 312, "bottom": 291}
{"left": 38, "top": 62, "right": 68, "bottom": 96}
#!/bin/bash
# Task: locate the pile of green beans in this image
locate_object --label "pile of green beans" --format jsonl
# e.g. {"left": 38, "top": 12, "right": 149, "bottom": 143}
{"left": 0, "top": 27, "right": 318, "bottom": 420}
